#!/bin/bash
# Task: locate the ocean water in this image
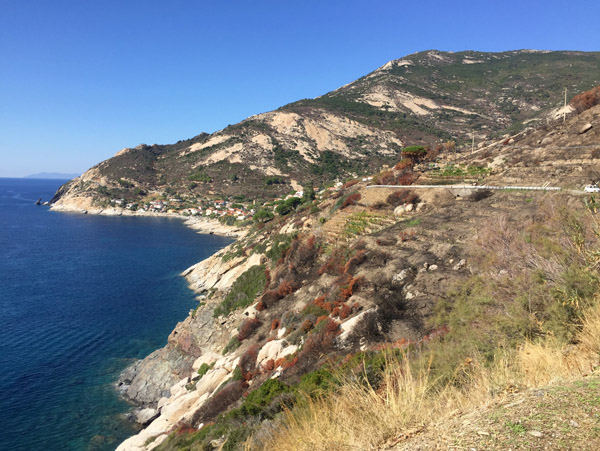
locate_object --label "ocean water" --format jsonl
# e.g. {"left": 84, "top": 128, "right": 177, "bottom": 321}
{"left": 0, "top": 178, "right": 232, "bottom": 451}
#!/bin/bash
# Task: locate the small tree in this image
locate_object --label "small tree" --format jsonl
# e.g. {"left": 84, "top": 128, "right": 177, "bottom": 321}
{"left": 275, "top": 197, "right": 302, "bottom": 216}
{"left": 401, "top": 145, "right": 427, "bottom": 163}
{"left": 254, "top": 209, "right": 274, "bottom": 223}
{"left": 302, "top": 181, "right": 316, "bottom": 203}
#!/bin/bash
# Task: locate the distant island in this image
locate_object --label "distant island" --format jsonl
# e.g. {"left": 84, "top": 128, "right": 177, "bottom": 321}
{"left": 25, "top": 172, "right": 80, "bottom": 180}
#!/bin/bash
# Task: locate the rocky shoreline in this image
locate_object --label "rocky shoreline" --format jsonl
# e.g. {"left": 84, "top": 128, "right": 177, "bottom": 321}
{"left": 50, "top": 202, "right": 247, "bottom": 238}
{"left": 114, "top": 245, "right": 262, "bottom": 450}
{"left": 50, "top": 197, "right": 250, "bottom": 449}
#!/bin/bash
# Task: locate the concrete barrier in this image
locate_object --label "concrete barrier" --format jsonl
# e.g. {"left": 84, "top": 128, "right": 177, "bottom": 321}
{"left": 366, "top": 184, "right": 562, "bottom": 191}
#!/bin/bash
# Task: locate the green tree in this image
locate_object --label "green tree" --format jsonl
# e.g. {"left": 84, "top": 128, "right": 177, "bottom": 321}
{"left": 302, "top": 181, "right": 316, "bottom": 203}
{"left": 254, "top": 209, "right": 274, "bottom": 223}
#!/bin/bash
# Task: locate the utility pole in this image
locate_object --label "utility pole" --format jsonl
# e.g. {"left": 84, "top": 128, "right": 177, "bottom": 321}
{"left": 563, "top": 87, "right": 568, "bottom": 123}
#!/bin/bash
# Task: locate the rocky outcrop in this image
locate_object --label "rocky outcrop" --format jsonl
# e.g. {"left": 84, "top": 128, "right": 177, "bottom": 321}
{"left": 183, "top": 252, "right": 262, "bottom": 294}
{"left": 117, "top": 354, "right": 240, "bottom": 451}
{"left": 118, "top": 305, "right": 227, "bottom": 405}
{"left": 117, "top": 248, "right": 260, "bottom": 406}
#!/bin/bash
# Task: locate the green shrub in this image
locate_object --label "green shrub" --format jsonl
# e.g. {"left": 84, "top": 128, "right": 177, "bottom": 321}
{"left": 214, "top": 265, "right": 267, "bottom": 317}
{"left": 117, "top": 178, "right": 134, "bottom": 188}
{"left": 297, "top": 367, "right": 336, "bottom": 396}
{"left": 188, "top": 171, "right": 213, "bottom": 183}
{"left": 265, "top": 234, "right": 294, "bottom": 263}
{"left": 230, "top": 378, "right": 292, "bottom": 419}
{"left": 265, "top": 176, "right": 285, "bottom": 185}
{"left": 197, "top": 362, "right": 214, "bottom": 378}
{"left": 223, "top": 337, "right": 241, "bottom": 354}
{"left": 276, "top": 197, "right": 302, "bottom": 215}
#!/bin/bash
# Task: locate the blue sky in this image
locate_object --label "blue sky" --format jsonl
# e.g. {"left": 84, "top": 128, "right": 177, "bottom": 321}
{"left": 1, "top": 0, "right": 599, "bottom": 177}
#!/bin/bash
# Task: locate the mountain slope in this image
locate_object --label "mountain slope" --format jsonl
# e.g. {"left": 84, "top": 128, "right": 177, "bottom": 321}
{"left": 107, "top": 99, "right": 600, "bottom": 450}
{"left": 50, "top": 50, "right": 600, "bottom": 211}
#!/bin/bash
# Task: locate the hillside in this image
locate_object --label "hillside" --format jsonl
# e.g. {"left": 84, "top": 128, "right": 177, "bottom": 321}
{"left": 50, "top": 50, "right": 600, "bottom": 212}
{"left": 106, "top": 98, "right": 600, "bottom": 450}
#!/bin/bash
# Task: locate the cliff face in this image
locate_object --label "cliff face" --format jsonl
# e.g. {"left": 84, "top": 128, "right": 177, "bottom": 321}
{"left": 50, "top": 50, "right": 600, "bottom": 210}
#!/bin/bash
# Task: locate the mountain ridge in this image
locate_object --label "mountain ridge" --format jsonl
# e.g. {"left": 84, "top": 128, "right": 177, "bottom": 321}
{"left": 50, "top": 50, "right": 600, "bottom": 212}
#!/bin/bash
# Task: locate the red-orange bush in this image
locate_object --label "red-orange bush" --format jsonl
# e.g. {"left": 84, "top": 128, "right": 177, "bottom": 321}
{"left": 239, "top": 344, "right": 259, "bottom": 380}
{"left": 255, "top": 300, "right": 266, "bottom": 311}
{"left": 339, "top": 304, "right": 352, "bottom": 319}
{"left": 571, "top": 85, "right": 600, "bottom": 113}
{"left": 396, "top": 172, "right": 417, "bottom": 186}
{"left": 343, "top": 250, "right": 366, "bottom": 274}
{"left": 237, "top": 318, "right": 261, "bottom": 341}
{"left": 394, "top": 159, "right": 413, "bottom": 170}
{"left": 313, "top": 295, "right": 327, "bottom": 308}
{"left": 298, "top": 318, "right": 340, "bottom": 362}
{"left": 301, "top": 319, "right": 313, "bottom": 332}
{"left": 277, "top": 280, "right": 294, "bottom": 297}
{"left": 341, "top": 193, "right": 361, "bottom": 209}
{"left": 260, "top": 279, "right": 297, "bottom": 309}
{"left": 342, "top": 179, "right": 360, "bottom": 189}
{"left": 270, "top": 318, "right": 280, "bottom": 330}
{"left": 274, "top": 355, "right": 298, "bottom": 369}
{"left": 316, "top": 315, "right": 330, "bottom": 326}
{"left": 313, "top": 295, "right": 339, "bottom": 313}
{"left": 262, "top": 359, "right": 275, "bottom": 372}
{"left": 399, "top": 229, "right": 416, "bottom": 242}
{"left": 340, "top": 276, "right": 363, "bottom": 300}
{"left": 386, "top": 190, "right": 420, "bottom": 207}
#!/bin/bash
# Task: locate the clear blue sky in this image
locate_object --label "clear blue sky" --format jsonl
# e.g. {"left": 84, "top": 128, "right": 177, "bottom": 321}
{"left": 1, "top": 0, "right": 598, "bottom": 177}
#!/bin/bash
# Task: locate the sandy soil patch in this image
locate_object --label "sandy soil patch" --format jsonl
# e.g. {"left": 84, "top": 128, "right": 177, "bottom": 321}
{"left": 186, "top": 135, "right": 231, "bottom": 155}
{"left": 197, "top": 142, "right": 244, "bottom": 166}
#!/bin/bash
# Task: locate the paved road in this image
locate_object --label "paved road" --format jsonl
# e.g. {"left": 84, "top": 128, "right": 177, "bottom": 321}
{"left": 367, "top": 184, "right": 593, "bottom": 196}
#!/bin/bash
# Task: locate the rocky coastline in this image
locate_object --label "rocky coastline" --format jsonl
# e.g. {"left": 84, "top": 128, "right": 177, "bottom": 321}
{"left": 50, "top": 201, "right": 246, "bottom": 238}
{"left": 50, "top": 195, "right": 251, "bottom": 449}
{"left": 114, "top": 245, "right": 263, "bottom": 450}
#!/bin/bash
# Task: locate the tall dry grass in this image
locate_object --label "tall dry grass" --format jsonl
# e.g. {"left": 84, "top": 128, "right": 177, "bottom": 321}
{"left": 258, "top": 299, "right": 600, "bottom": 451}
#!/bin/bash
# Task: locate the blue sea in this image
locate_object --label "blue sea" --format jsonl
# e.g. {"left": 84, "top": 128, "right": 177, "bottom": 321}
{"left": 0, "top": 178, "right": 232, "bottom": 451}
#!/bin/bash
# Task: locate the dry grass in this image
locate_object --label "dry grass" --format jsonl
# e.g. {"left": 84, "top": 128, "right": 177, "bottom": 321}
{"left": 260, "top": 356, "right": 440, "bottom": 450}
{"left": 579, "top": 300, "right": 600, "bottom": 356}
{"left": 257, "top": 299, "right": 600, "bottom": 451}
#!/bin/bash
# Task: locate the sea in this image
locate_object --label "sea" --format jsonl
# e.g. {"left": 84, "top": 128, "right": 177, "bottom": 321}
{"left": 0, "top": 178, "right": 233, "bottom": 451}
